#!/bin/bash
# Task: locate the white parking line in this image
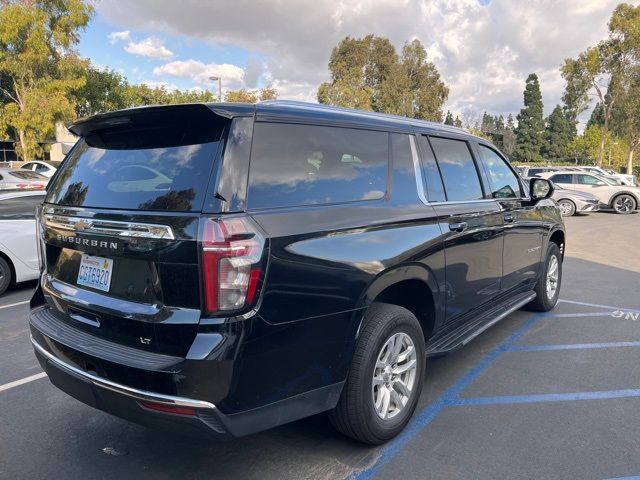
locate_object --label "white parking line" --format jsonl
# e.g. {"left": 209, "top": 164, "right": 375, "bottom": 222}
{"left": 559, "top": 298, "right": 640, "bottom": 314}
{"left": 0, "top": 372, "right": 47, "bottom": 393}
{"left": 0, "top": 300, "right": 29, "bottom": 310}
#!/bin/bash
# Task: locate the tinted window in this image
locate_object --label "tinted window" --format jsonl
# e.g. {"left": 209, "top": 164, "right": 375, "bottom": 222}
{"left": 9, "top": 170, "right": 44, "bottom": 180}
{"left": 248, "top": 123, "right": 388, "bottom": 209}
{"left": 35, "top": 164, "right": 49, "bottom": 173}
{"left": 576, "top": 174, "right": 601, "bottom": 185}
{"left": 46, "top": 124, "right": 223, "bottom": 212}
{"left": 418, "top": 136, "right": 446, "bottom": 202}
{"left": 429, "top": 137, "right": 483, "bottom": 201}
{"left": 477, "top": 145, "right": 521, "bottom": 198}
{"left": 528, "top": 168, "right": 545, "bottom": 177}
{"left": 391, "top": 134, "right": 421, "bottom": 204}
{"left": 0, "top": 194, "right": 45, "bottom": 219}
{"left": 550, "top": 173, "right": 572, "bottom": 184}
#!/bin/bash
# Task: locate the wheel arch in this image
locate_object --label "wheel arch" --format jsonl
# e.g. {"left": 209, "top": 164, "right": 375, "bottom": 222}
{"left": 549, "top": 228, "right": 565, "bottom": 259}
{"left": 609, "top": 192, "right": 639, "bottom": 209}
{"left": 0, "top": 250, "right": 16, "bottom": 286}
{"left": 355, "top": 264, "right": 441, "bottom": 343}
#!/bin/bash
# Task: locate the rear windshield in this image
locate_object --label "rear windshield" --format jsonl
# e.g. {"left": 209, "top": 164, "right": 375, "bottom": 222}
{"left": 9, "top": 170, "right": 44, "bottom": 180}
{"left": 45, "top": 122, "right": 223, "bottom": 211}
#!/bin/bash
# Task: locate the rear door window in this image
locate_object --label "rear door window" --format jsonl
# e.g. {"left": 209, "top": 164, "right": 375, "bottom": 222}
{"left": 429, "top": 137, "right": 483, "bottom": 201}
{"left": 45, "top": 124, "right": 223, "bottom": 212}
{"left": 477, "top": 145, "right": 521, "bottom": 199}
{"left": 248, "top": 123, "right": 388, "bottom": 209}
{"left": 550, "top": 173, "right": 572, "bottom": 184}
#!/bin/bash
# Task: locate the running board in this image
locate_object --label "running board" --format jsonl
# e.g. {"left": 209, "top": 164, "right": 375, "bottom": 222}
{"left": 426, "top": 291, "right": 536, "bottom": 356}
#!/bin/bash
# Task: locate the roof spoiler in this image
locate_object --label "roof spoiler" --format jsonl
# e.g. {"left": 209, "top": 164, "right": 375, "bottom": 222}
{"left": 68, "top": 103, "right": 254, "bottom": 137}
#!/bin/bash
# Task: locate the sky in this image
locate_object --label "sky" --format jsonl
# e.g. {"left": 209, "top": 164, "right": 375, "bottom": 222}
{"left": 78, "top": 0, "right": 628, "bottom": 125}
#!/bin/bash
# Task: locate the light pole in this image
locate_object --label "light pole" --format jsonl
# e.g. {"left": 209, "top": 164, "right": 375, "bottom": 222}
{"left": 209, "top": 76, "right": 222, "bottom": 102}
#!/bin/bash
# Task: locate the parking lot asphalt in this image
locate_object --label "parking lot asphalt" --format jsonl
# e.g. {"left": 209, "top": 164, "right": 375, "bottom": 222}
{"left": 1, "top": 211, "right": 639, "bottom": 480}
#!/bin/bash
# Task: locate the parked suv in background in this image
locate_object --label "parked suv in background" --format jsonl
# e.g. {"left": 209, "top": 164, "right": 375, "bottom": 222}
{"left": 30, "top": 101, "right": 565, "bottom": 444}
{"left": 579, "top": 166, "right": 637, "bottom": 187}
{"left": 540, "top": 171, "right": 640, "bottom": 214}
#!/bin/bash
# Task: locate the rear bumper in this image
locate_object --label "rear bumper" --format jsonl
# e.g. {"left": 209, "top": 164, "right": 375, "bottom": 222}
{"left": 30, "top": 306, "right": 345, "bottom": 439}
{"left": 32, "top": 335, "right": 231, "bottom": 439}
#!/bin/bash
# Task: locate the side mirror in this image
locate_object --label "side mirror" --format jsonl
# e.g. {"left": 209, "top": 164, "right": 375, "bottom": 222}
{"left": 595, "top": 181, "right": 606, "bottom": 186}
{"left": 530, "top": 178, "right": 553, "bottom": 201}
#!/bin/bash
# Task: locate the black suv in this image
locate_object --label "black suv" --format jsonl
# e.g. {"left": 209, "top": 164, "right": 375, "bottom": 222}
{"left": 30, "top": 101, "right": 564, "bottom": 444}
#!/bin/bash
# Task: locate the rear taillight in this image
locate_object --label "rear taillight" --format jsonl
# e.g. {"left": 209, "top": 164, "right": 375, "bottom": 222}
{"left": 17, "top": 183, "right": 44, "bottom": 189}
{"left": 200, "top": 217, "right": 266, "bottom": 315}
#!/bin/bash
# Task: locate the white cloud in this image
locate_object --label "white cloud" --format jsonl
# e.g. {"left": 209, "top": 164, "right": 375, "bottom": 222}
{"left": 153, "top": 59, "right": 245, "bottom": 89}
{"left": 98, "top": 0, "right": 623, "bottom": 115}
{"left": 125, "top": 37, "right": 174, "bottom": 58}
{"left": 107, "top": 30, "right": 131, "bottom": 44}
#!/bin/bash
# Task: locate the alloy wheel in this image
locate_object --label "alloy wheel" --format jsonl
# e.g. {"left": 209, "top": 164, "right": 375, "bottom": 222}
{"left": 372, "top": 332, "right": 417, "bottom": 420}
{"left": 546, "top": 254, "right": 559, "bottom": 300}
{"left": 614, "top": 195, "right": 635, "bottom": 214}
{"left": 558, "top": 200, "right": 575, "bottom": 216}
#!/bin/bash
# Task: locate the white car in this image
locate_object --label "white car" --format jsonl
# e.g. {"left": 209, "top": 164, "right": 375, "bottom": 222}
{"left": 579, "top": 166, "right": 637, "bottom": 187}
{"left": 540, "top": 171, "right": 640, "bottom": 214}
{"left": 20, "top": 160, "right": 61, "bottom": 178}
{"left": 0, "top": 190, "right": 44, "bottom": 294}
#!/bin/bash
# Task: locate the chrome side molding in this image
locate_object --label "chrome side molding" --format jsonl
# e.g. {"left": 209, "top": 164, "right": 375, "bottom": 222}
{"left": 43, "top": 214, "right": 175, "bottom": 240}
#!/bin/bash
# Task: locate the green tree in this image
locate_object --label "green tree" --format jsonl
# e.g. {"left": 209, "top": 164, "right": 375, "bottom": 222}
{"left": 513, "top": 73, "right": 545, "bottom": 162}
{"left": 73, "top": 66, "right": 128, "bottom": 117}
{"left": 0, "top": 0, "right": 93, "bottom": 159}
{"left": 587, "top": 103, "right": 605, "bottom": 128}
{"left": 444, "top": 110, "right": 454, "bottom": 126}
{"left": 611, "top": 68, "right": 640, "bottom": 173}
{"left": 318, "top": 35, "right": 448, "bottom": 121}
{"left": 542, "top": 105, "right": 574, "bottom": 162}
{"left": 224, "top": 87, "right": 278, "bottom": 103}
{"left": 562, "top": 3, "right": 640, "bottom": 167}
{"left": 453, "top": 116, "right": 462, "bottom": 128}
{"left": 567, "top": 124, "right": 628, "bottom": 167}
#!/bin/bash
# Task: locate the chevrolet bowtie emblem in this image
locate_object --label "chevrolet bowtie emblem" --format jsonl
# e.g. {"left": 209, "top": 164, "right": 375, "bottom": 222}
{"left": 75, "top": 219, "right": 93, "bottom": 231}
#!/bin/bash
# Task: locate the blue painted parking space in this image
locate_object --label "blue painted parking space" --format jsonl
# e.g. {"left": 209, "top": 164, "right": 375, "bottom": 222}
{"left": 352, "top": 299, "right": 640, "bottom": 480}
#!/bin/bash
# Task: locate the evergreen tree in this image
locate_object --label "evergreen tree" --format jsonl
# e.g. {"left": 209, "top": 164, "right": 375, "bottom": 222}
{"left": 480, "top": 112, "right": 495, "bottom": 134}
{"left": 453, "top": 116, "right": 462, "bottom": 128}
{"left": 513, "top": 73, "right": 545, "bottom": 162}
{"left": 502, "top": 114, "right": 517, "bottom": 156}
{"left": 444, "top": 110, "right": 454, "bottom": 125}
{"left": 495, "top": 115, "right": 505, "bottom": 133}
{"left": 587, "top": 103, "right": 605, "bottom": 129}
{"left": 542, "top": 105, "right": 574, "bottom": 162}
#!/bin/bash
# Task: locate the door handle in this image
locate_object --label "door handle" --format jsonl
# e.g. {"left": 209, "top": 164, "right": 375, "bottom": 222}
{"left": 504, "top": 213, "right": 515, "bottom": 223}
{"left": 449, "top": 221, "right": 468, "bottom": 232}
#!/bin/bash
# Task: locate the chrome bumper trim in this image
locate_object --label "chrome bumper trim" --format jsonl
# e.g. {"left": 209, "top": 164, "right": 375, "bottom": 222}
{"left": 31, "top": 335, "right": 216, "bottom": 410}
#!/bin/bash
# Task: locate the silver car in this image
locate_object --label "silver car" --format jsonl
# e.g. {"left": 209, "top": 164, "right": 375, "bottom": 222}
{"left": 0, "top": 190, "right": 44, "bottom": 294}
{"left": 0, "top": 168, "right": 48, "bottom": 191}
{"left": 525, "top": 177, "right": 599, "bottom": 216}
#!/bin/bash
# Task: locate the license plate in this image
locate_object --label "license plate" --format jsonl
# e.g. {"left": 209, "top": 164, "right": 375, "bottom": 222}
{"left": 77, "top": 254, "right": 113, "bottom": 292}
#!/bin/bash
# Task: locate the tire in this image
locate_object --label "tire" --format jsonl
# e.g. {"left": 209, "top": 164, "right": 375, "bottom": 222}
{"left": 0, "top": 256, "right": 12, "bottom": 296}
{"left": 528, "top": 242, "right": 562, "bottom": 312}
{"left": 612, "top": 194, "right": 636, "bottom": 214}
{"left": 557, "top": 199, "right": 576, "bottom": 217}
{"left": 329, "top": 303, "right": 425, "bottom": 445}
